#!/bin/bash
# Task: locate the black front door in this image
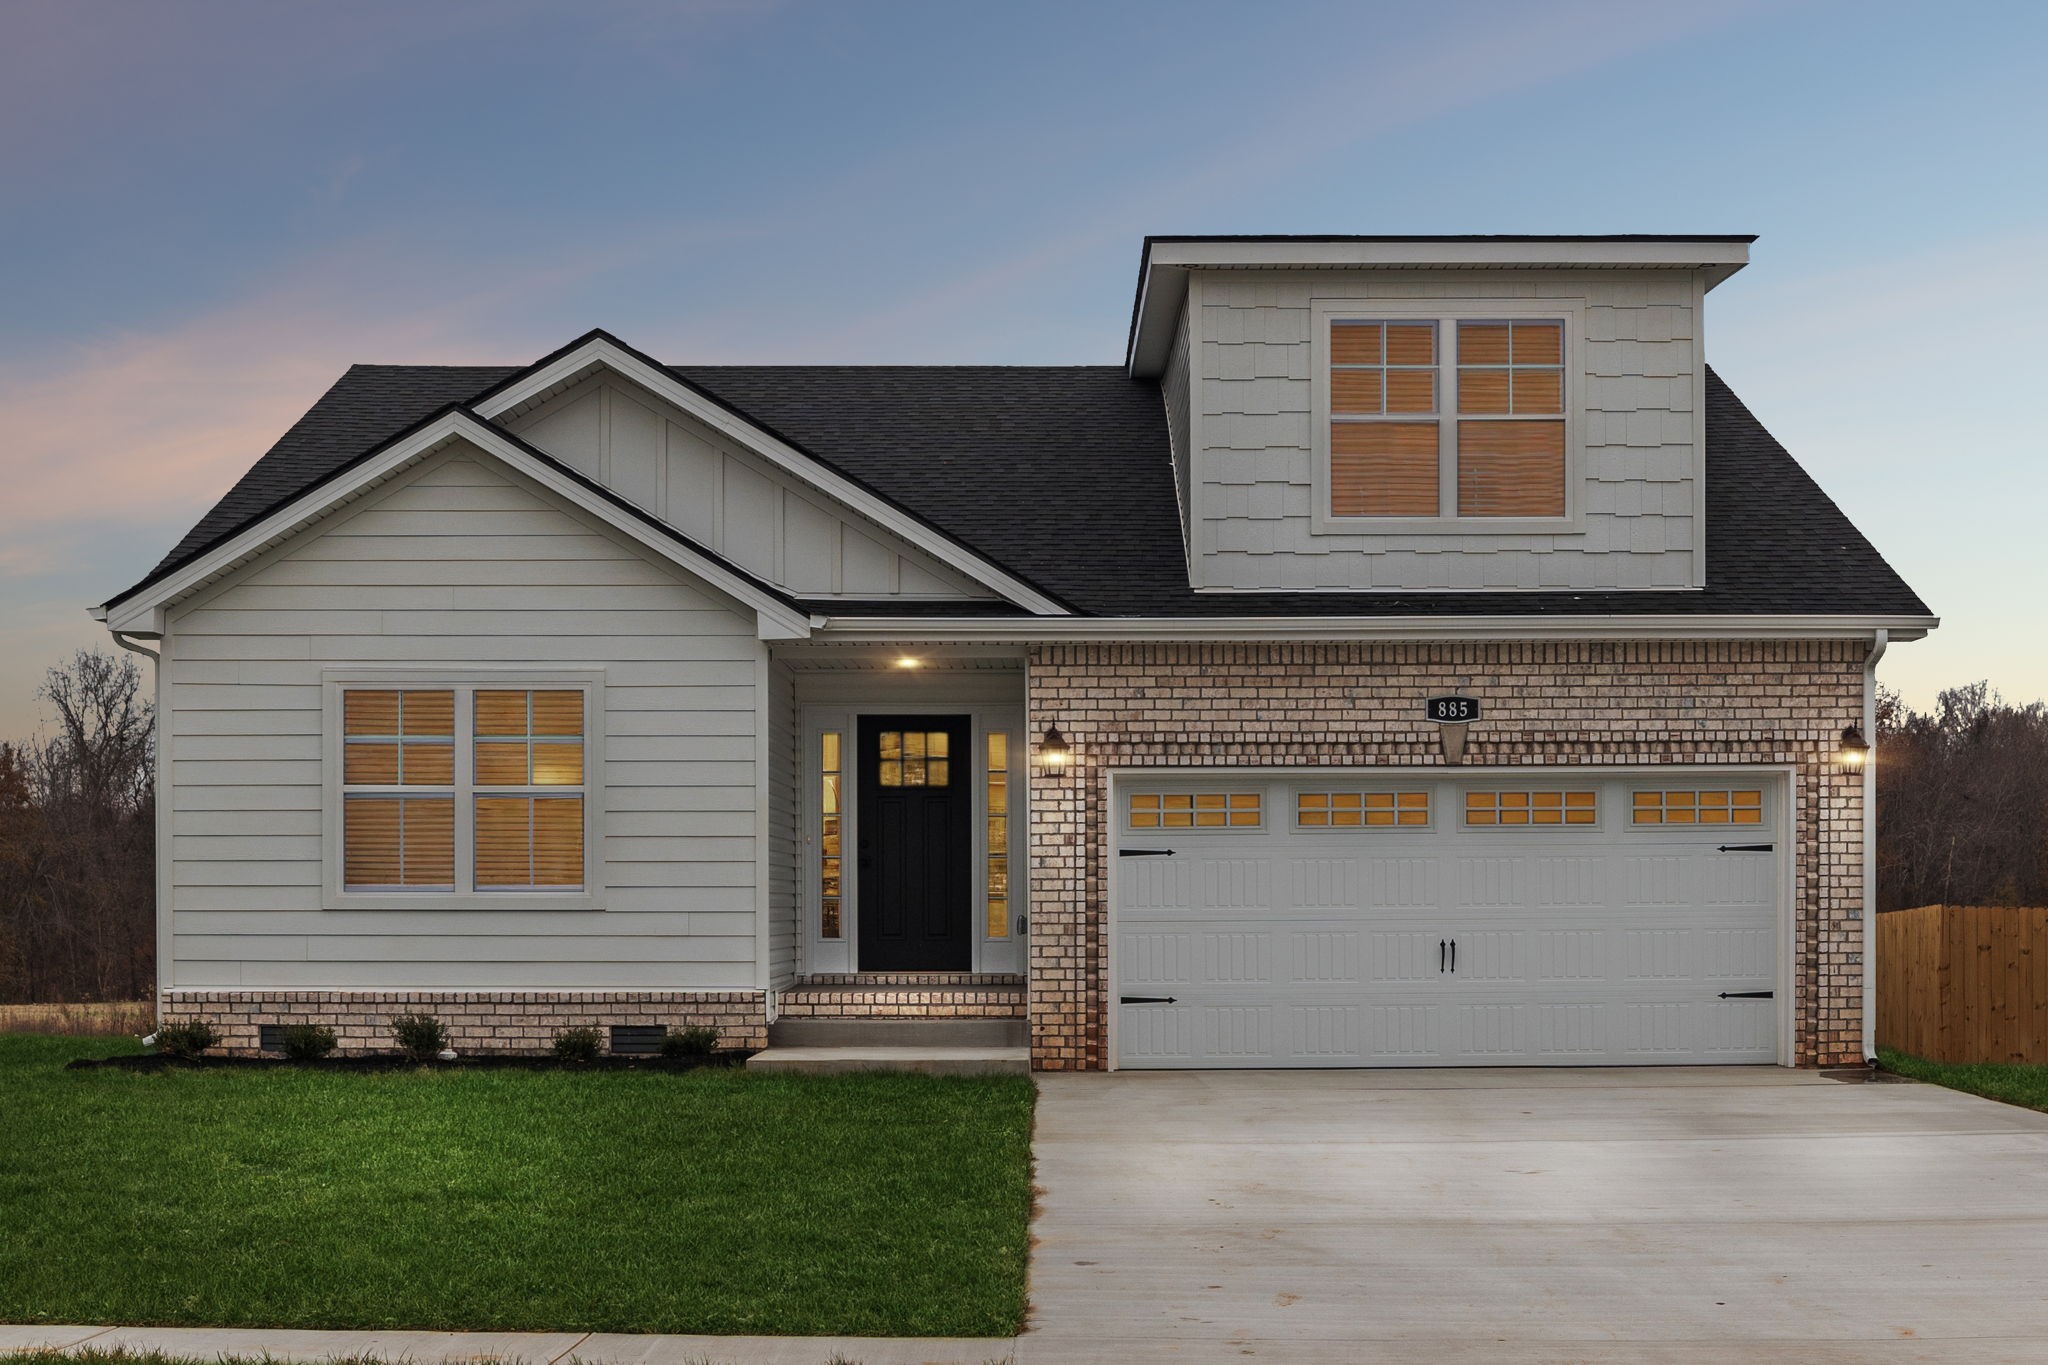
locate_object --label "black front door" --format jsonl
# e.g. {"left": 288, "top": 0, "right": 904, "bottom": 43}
{"left": 857, "top": 714, "right": 972, "bottom": 971}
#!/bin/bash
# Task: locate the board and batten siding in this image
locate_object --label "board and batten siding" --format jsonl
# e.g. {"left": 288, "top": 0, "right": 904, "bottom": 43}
{"left": 1192, "top": 268, "right": 1705, "bottom": 591}
{"left": 507, "top": 374, "right": 996, "bottom": 601}
{"left": 162, "top": 444, "right": 769, "bottom": 992}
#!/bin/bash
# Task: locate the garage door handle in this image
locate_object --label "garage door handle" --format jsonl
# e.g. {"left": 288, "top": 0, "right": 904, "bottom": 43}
{"left": 1120, "top": 995, "right": 1178, "bottom": 1004}
{"left": 1119, "top": 848, "right": 1175, "bottom": 857}
{"left": 1718, "top": 990, "right": 1774, "bottom": 999}
{"left": 1717, "top": 843, "right": 1774, "bottom": 853}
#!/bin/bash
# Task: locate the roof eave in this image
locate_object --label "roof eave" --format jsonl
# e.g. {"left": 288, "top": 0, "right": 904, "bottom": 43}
{"left": 1126, "top": 235, "right": 1756, "bottom": 377}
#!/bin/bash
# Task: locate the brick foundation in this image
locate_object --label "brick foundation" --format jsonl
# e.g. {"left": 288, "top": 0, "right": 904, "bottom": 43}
{"left": 1025, "top": 640, "right": 1867, "bottom": 1071}
{"left": 162, "top": 990, "right": 768, "bottom": 1057}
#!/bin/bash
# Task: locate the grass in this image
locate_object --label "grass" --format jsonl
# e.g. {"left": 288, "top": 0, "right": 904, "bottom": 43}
{"left": 1879, "top": 1046, "right": 2048, "bottom": 1114}
{"left": 0, "top": 1034, "right": 1033, "bottom": 1338}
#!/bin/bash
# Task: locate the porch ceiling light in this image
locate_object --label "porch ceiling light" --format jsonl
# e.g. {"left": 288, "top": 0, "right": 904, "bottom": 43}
{"left": 1838, "top": 724, "right": 1871, "bottom": 770}
{"left": 1039, "top": 724, "right": 1071, "bottom": 768}
{"left": 893, "top": 655, "right": 922, "bottom": 669}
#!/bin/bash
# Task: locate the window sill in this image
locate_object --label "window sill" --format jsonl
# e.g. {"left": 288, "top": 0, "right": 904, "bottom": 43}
{"left": 1310, "top": 513, "right": 1582, "bottom": 536}
{"left": 323, "top": 892, "right": 605, "bottom": 912}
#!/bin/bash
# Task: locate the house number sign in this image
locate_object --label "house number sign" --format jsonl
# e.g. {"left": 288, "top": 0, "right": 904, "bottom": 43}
{"left": 1425, "top": 695, "right": 1482, "bottom": 723}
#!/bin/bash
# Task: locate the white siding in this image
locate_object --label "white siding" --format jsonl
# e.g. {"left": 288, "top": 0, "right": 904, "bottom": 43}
{"left": 765, "top": 654, "right": 800, "bottom": 989}
{"left": 1193, "top": 269, "right": 1704, "bottom": 591}
{"left": 510, "top": 375, "right": 996, "bottom": 600}
{"left": 1160, "top": 294, "right": 1195, "bottom": 553}
{"left": 162, "top": 444, "right": 767, "bottom": 990}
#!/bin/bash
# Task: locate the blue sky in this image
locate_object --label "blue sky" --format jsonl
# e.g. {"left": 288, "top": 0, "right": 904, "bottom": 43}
{"left": 3, "top": 0, "right": 2043, "bottom": 738}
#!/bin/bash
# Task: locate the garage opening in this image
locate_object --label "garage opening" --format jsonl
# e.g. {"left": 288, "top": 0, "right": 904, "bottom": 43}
{"left": 1112, "top": 772, "right": 1783, "bottom": 1069}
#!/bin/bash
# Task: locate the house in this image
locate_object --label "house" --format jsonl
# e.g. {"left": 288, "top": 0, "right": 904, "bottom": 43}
{"left": 96, "top": 234, "right": 1934, "bottom": 1070}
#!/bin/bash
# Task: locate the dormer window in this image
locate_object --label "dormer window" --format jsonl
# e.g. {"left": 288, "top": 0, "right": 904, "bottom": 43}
{"left": 1314, "top": 301, "right": 1579, "bottom": 530}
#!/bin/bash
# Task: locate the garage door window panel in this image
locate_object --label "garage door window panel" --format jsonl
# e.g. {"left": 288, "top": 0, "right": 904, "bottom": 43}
{"left": 1465, "top": 790, "right": 1597, "bottom": 827}
{"left": 1129, "top": 791, "right": 1262, "bottom": 830}
{"left": 1297, "top": 790, "right": 1431, "bottom": 829}
{"left": 1632, "top": 788, "right": 1764, "bottom": 826}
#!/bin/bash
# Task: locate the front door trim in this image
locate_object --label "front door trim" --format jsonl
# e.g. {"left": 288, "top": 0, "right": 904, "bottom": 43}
{"left": 799, "top": 700, "right": 1027, "bottom": 977}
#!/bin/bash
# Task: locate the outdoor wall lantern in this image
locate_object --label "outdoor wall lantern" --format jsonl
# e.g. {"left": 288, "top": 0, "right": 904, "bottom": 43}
{"left": 1038, "top": 724, "right": 1072, "bottom": 769}
{"left": 1838, "top": 724, "right": 1871, "bottom": 770}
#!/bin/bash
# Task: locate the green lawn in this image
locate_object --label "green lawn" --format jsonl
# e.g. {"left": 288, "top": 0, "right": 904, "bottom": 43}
{"left": 1879, "top": 1046, "right": 2048, "bottom": 1114}
{"left": 0, "top": 1034, "right": 1033, "bottom": 1337}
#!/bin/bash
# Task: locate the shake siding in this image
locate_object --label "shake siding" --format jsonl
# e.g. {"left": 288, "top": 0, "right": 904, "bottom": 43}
{"left": 1160, "top": 295, "right": 1195, "bottom": 552}
{"left": 162, "top": 446, "right": 765, "bottom": 991}
{"left": 1195, "top": 269, "right": 1701, "bottom": 590}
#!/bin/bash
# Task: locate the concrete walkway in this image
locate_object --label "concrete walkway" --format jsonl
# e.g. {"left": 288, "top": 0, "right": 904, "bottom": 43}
{"left": 1026, "top": 1066, "right": 2048, "bottom": 1363}
{"left": 0, "top": 1324, "right": 1015, "bottom": 1365}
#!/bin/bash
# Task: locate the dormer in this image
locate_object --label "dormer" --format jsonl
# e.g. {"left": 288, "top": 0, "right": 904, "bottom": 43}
{"left": 1128, "top": 235, "right": 1754, "bottom": 593}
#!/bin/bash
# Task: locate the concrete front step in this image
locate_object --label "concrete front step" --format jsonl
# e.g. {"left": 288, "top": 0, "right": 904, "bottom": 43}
{"left": 776, "top": 985, "right": 1026, "bottom": 1019}
{"left": 770, "top": 1017, "right": 1026, "bottom": 1048}
{"left": 746, "top": 1045, "right": 1029, "bottom": 1075}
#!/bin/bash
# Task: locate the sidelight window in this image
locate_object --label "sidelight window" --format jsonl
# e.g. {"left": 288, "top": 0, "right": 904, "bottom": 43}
{"left": 986, "top": 732, "right": 1010, "bottom": 939}
{"left": 820, "top": 731, "right": 843, "bottom": 938}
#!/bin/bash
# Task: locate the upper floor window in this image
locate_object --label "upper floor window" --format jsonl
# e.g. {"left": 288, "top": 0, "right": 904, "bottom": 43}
{"left": 1317, "top": 305, "right": 1574, "bottom": 527}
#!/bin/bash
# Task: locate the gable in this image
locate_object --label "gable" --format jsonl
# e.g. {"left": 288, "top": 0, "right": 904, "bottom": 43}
{"left": 499, "top": 372, "right": 1000, "bottom": 603}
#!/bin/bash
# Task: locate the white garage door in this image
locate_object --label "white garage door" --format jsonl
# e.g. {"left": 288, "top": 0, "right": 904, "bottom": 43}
{"left": 1113, "top": 773, "right": 1783, "bottom": 1069}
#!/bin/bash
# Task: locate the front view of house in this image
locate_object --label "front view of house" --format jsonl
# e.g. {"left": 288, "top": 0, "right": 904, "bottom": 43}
{"left": 98, "top": 234, "right": 1933, "bottom": 1070}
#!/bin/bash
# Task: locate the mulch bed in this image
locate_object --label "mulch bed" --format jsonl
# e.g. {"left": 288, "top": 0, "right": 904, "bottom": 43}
{"left": 67, "top": 1050, "right": 756, "bottom": 1072}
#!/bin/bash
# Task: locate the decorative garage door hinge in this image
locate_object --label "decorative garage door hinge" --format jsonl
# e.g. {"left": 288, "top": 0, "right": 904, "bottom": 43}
{"left": 1120, "top": 995, "right": 1178, "bottom": 1004}
{"left": 1119, "top": 848, "right": 1176, "bottom": 857}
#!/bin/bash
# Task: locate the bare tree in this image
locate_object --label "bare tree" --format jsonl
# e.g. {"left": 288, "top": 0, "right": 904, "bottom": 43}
{"left": 0, "top": 650, "right": 156, "bottom": 1002}
{"left": 1878, "top": 682, "right": 2048, "bottom": 911}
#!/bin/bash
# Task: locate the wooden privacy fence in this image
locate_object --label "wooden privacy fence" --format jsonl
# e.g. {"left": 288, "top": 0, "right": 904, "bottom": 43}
{"left": 1878, "top": 904, "right": 2048, "bottom": 1064}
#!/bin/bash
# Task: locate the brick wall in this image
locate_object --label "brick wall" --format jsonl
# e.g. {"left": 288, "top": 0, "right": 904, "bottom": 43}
{"left": 1024, "top": 640, "right": 1868, "bottom": 1071}
{"left": 162, "top": 990, "right": 767, "bottom": 1056}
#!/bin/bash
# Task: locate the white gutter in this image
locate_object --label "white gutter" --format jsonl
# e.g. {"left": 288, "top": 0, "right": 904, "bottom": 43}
{"left": 1862, "top": 628, "right": 1888, "bottom": 1063}
{"left": 814, "top": 613, "right": 1938, "bottom": 644}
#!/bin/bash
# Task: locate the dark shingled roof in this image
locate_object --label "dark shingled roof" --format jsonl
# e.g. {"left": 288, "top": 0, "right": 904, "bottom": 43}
{"left": 128, "top": 358, "right": 1929, "bottom": 620}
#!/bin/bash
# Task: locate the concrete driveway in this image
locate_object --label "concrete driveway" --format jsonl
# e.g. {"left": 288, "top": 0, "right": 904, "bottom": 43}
{"left": 1024, "top": 1068, "right": 2048, "bottom": 1363}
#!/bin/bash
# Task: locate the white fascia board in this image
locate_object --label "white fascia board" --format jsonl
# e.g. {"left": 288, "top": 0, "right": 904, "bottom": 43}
{"left": 813, "top": 613, "right": 1937, "bottom": 643}
{"left": 1128, "top": 238, "right": 1751, "bottom": 376}
{"left": 471, "top": 338, "right": 1070, "bottom": 617}
{"left": 1145, "top": 238, "right": 1753, "bottom": 272}
{"left": 103, "top": 411, "right": 814, "bottom": 642}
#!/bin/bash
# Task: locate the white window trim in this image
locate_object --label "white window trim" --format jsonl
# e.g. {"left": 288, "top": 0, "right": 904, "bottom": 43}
{"left": 1310, "top": 297, "right": 1587, "bottom": 536}
{"left": 322, "top": 667, "right": 606, "bottom": 911}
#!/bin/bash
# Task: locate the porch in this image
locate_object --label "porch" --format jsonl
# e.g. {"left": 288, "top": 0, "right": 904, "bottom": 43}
{"left": 756, "top": 645, "right": 1033, "bottom": 1072}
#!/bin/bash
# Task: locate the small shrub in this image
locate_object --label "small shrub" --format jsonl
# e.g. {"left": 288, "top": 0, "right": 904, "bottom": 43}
{"left": 390, "top": 1013, "right": 449, "bottom": 1062}
{"left": 660, "top": 1025, "right": 719, "bottom": 1058}
{"left": 552, "top": 1026, "right": 604, "bottom": 1062}
{"left": 154, "top": 1020, "right": 220, "bottom": 1057}
{"left": 280, "top": 1023, "right": 338, "bottom": 1060}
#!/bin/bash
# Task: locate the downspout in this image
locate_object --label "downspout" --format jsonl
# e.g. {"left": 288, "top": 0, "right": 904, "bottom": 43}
{"left": 1861, "top": 629, "right": 1888, "bottom": 1064}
